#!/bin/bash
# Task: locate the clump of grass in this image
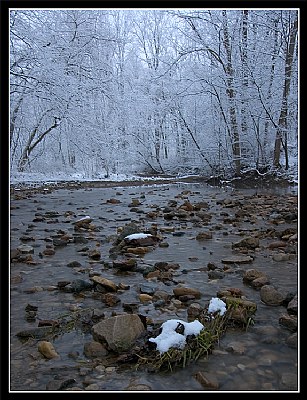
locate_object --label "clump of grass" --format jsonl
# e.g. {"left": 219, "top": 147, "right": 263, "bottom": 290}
{"left": 135, "top": 313, "right": 228, "bottom": 372}
{"left": 135, "top": 299, "right": 256, "bottom": 372}
{"left": 221, "top": 296, "right": 257, "bottom": 329}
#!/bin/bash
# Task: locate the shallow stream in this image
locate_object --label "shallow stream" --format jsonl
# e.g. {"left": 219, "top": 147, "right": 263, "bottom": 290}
{"left": 9, "top": 181, "right": 298, "bottom": 392}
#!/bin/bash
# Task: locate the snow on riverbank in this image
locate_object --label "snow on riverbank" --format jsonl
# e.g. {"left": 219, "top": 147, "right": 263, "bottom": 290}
{"left": 9, "top": 171, "right": 161, "bottom": 185}
{"left": 9, "top": 171, "right": 201, "bottom": 190}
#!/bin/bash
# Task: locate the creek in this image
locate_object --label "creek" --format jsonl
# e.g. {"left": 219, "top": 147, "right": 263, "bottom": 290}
{"left": 9, "top": 181, "right": 298, "bottom": 392}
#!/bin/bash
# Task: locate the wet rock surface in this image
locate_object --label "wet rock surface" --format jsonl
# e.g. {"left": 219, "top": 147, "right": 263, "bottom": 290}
{"left": 9, "top": 179, "right": 298, "bottom": 391}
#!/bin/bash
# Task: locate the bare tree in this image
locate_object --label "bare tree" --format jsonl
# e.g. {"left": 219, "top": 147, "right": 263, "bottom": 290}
{"left": 9, "top": 9, "right": 298, "bottom": 179}
{"left": 273, "top": 11, "right": 298, "bottom": 169}
{"left": 18, "top": 112, "right": 61, "bottom": 171}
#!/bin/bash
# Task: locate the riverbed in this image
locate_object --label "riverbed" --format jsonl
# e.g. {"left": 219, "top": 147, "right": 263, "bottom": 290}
{"left": 9, "top": 181, "right": 298, "bottom": 392}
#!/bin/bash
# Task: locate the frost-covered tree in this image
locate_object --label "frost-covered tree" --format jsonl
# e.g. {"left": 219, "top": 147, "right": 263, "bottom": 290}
{"left": 9, "top": 8, "right": 298, "bottom": 179}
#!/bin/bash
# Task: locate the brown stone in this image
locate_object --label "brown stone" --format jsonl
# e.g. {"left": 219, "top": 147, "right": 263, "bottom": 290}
{"left": 195, "top": 371, "right": 219, "bottom": 389}
{"left": 173, "top": 287, "right": 201, "bottom": 299}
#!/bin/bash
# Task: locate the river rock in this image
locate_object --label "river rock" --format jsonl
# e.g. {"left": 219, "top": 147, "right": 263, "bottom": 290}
{"left": 17, "top": 245, "right": 34, "bottom": 254}
{"left": 91, "top": 314, "right": 145, "bottom": 353}
{"left": 83, "top": 341, "right": 108, "bottom": 358}
{"left": 279, "top": 314, "right": 297, "bottom": 332}
{"left": 195, "top": 371, "right": 219, "bottom": 389}
{"left": 16, "top": 326, "right": 55, "bottom": 339}
{"left": 260, "top": 285, "right": 287, "bottom": 305}
{"left": 38, "top": 341, "right": 59, "bottom": 359}
{"left": 232, "top": 237, "right": 259, "bottom": 250}
{"left": 90, "top": 276, "right": 117, "bottom": 292}
{"left": 287, "top": 294, "right": 298, "bottom": 314}
{"left": 222, "top": 255, "right": 253, "bottom": 264}
{"left": 173, "top": 286, "right": 201, "bottom": 299}
{"left": 243, "top": 269, "right": 267, "bottom": 284}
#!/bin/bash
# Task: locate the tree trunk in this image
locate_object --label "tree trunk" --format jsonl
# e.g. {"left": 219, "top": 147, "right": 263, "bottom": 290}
{"left": 18, "top": 114, "right": 61, "bottom": 172}
{"left": 263, "top": 16, "right": 279, "bottom": 166}
{"left": 177, "top": 108, "right": 214, "bottom": 170}
{"left": 273, "top": 14, "right": 298, "bottom": 168}
{"left": 240, "top": 10, "right": 249, "bottom": 139}
{"left": 222, "top": 10, "right": 241, "bottom": 175}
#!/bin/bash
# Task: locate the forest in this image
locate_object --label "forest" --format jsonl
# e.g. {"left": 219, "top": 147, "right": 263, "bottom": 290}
{"left": 9, "top": 8, "right": 299, "bottom": 180}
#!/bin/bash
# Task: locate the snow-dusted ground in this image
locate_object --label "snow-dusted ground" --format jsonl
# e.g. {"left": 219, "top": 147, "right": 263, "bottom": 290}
{"left": 9, "top": 171, "right": 151, "bottom": 184}
{"left": 9, "top": 163, "right": 299, "bottom": 193}
{"left": 9, "top": 171, "right": 198, "bottom": 188}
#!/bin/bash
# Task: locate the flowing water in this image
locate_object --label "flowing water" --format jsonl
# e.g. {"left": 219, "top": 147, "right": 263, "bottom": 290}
{"left": 9, "top": 181, "right": 299, "bottom": 392}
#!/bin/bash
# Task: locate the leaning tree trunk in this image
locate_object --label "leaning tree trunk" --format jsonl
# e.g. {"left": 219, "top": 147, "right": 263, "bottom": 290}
{"left": 18, "top": 113, "right": 61, "bottom": 172}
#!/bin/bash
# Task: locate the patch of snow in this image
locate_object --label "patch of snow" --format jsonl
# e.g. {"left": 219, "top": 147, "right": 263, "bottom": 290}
{"left": 9, "top": 171, "right": 177, "bottom": 185}
{"left": 208, "top": 297, "right": 227, "bottom": 316}
{"left": 149, "top": 319, "right": 204, "bottom": 354}
{"left": 76, "top": 216, "right": 91, "bottom": 222}
{"left": 124, "top": 233, "right": 153, "bottom": 240}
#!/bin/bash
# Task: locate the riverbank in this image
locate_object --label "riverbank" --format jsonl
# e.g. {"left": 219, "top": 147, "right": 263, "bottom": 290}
{"left": 10, "top": 171, "right": 298, "bottom": 200}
